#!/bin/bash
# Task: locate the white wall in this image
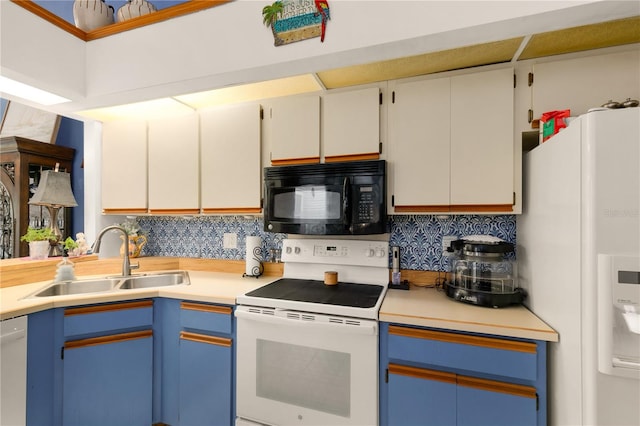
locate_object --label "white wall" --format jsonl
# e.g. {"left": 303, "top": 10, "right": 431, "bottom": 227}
{"left": 4, "top": 0, "right": 639, "bottom": 115}
{"left": 0, "top": 1, "right": 86, "bottom": 104}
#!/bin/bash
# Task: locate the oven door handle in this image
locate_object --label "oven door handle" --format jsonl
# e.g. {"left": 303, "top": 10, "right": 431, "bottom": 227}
{"left": 235, "top": 309, "right": 378, "bottom": 335}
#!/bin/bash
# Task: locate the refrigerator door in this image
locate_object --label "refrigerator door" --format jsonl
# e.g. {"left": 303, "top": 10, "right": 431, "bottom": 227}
{"left": 585, "top": 108, "right": 640, "bottom": 425}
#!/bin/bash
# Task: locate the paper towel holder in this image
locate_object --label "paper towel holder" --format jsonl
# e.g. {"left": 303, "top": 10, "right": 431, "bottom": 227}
{"left": 243, "top": 236, "right": 264, "bottom": 278}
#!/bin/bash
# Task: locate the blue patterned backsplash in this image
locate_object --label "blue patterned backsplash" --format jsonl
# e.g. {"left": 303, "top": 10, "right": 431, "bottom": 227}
{"left": 137, "top": 214, "right": 515, "bottom": 272}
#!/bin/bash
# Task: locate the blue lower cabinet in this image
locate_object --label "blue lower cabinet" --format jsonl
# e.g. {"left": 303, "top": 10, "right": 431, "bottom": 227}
{"left": 381, "top": 322, "right": 546, "bottom": 426}
{"left": 179, "top": 332, "right": 233, "bottom": 426}
{"left": 388, "top": 364, "right": 457, "bottom": 426}
{"left": 62, "top": 330, "right": 153, "bottom": 426}
{"left": 456, "top": 377, "right": 537, "bottom": 426}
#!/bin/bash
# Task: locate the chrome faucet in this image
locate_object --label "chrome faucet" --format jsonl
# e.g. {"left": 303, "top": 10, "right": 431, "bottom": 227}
{"left": 92, "top": 225, "right": 139, "bottom": 277}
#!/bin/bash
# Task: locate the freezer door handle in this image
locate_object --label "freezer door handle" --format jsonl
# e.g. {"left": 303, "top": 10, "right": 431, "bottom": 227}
{"left": 613, "top": 357, "right": 640, "bottom": 370}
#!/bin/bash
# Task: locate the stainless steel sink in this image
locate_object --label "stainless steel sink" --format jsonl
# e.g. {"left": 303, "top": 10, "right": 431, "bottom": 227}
{"left": 118, "top": 271, "right": 189, "bottom": 290}
{"left": 25, "top": 271, "right": 190, "bottom": 298}
{"left": 30, "top": 278, "right": 122, "bottom": 297}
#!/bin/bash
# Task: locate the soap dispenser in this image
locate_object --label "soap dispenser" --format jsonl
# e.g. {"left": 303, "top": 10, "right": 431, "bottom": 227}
{"left": 54, "top": 253, "right": 76, "bottom": 282}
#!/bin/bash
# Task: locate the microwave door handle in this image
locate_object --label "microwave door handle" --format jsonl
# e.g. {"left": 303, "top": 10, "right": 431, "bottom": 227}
{"left": 343, "top": 177, "right": 350, "bottom": 224}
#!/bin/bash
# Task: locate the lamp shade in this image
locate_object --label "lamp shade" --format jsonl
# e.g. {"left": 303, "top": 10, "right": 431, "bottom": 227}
{"left": 28, "top": 170, "right": 78, "bottom": 207}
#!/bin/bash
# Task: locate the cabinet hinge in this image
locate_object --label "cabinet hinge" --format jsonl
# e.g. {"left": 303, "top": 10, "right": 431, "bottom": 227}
{"left": 260, "top": 198, "right": 264, "bottom": 209}
{"left": 391, "top": 195, "right": 395, "bottom": 207}
{"left": 528, "top": 72, "right": 534, "bottom": 87}
{"left": 392, "top": 91, "right": 396, "bottom": 104}
{"left": 528, "top": 109, "right": 534, "bottom": 124}
{"left": 536, "top": 393, "right": 539, "bottom": 411}
{"left": 379, "top": 92, "right": 383, "bottom": 105}
{"left": 385, "top": 368, "right": 389, "bottom": 383}
{"left": 60, "top": 346, "right": 64, "bottom": 360}
{"left": 513, "top": 192, "right": 516, "bottom": 206}
{"left": 379, "top": 142, "right": 382, "bottom": 154}
{"left": 513, "top": 74, "right": 517, "bottom": 88}
{"left": 260, "top": 108, "right": 264, "bottom": 120}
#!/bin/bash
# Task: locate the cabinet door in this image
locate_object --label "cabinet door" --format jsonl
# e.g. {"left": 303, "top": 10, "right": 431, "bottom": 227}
{"left": 148, "top": 113, "right": 200, "bottom": 214}
{"left": 323, "top": 87, "right": 380, "bottom": 162}
{"left": 200, "top": 103, "right": 262, "bottom": 214}
{"left": 457, "top": 376, "right": 537, "bottom": 426}
{"left": 62, "top": 331, "right": 153, "bottom": 426}
{"left": 387, "top": 364, "right": 456, "bottom": 426}
{"left": 270, "top": 96, "right": 320, "bottom": 165}
{"left": 450, "top": 68, "right": 514, "bottom": 209}
{"left": 179, "top": 332, "right": 233, "bottom": 426}
{"left": 101, "top": 120, "right": 148, "bottom": 214}
{"left": 389, "top": 77, "right": 451, "bottom": 211}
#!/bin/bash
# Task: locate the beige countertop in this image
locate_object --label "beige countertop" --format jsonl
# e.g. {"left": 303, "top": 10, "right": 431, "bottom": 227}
{"left": 0, "top": 270, "right": 276, "bottom": 320}
{"left": 380, "top": 285, "right": 558, "bottom": 342}
{"left": 1, "top": 268, "right": 558, "bottom": 343}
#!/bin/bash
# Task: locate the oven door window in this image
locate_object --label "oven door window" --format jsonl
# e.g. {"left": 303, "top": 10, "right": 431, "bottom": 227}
{"left": 272, "top": 185, "right": 343, "bottom": 221}
{"left": 256, "top": 339, "right": 350, "bottom": 417}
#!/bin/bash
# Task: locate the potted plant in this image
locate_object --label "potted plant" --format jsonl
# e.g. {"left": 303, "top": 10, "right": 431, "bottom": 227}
{"left": 20, "top": 227, "right": 56, "bottom": 260}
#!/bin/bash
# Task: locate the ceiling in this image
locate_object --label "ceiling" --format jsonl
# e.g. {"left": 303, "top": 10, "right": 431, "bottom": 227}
{"left": 316, "top": 16, "right": 640, "bottom": 89}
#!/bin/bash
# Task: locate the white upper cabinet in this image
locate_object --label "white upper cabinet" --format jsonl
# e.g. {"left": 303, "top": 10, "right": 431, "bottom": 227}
{"left": 388, "top": 67, "right": 515, "bottom": 213}
{"left": 322, "top": 87, "right": 380, "bottom": 162}
{"left": 200, "top": 103, "right": 262, "bottom": 214}
{"left": 389, "top": 77, "right": 451, "bottom": 209}
{"left": 147, "top": 113, "right": 200, "bottom": 214}
{"left": 450, "top": 68, "right": 514, "bottom": 208}
{"left": 269, "top": 95, "right": 320, "bottom": 165}
{"left": 531, "top": 50, "right": 640, "bottom": 119}
{"left": 101, "top": 120, "right": 148, "bottom": 214}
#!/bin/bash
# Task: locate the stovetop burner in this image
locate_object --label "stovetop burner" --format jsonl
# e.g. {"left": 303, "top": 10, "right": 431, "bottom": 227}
{"left": 245, "top": 278, "right": 384, "bottom": 309}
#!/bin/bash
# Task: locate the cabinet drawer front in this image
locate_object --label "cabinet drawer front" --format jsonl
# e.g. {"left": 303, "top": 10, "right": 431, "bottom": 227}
{"left": 388, "top": 325, "right": 537, "bottom": 381}
{"left": 180, "top": 302, "right": 232, "bottom": 335}
{"left": 64, "top": 300, "right": 153, "bottom": 337}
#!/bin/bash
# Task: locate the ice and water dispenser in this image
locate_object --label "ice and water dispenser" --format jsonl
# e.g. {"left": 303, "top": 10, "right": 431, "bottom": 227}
{"left": 598, "top": 254, "right": 640, "bottom": 379}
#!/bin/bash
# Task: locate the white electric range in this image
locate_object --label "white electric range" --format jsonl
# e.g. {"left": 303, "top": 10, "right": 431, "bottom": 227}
{"left": 235, "top": 238, "right": 389, "bottom": 426}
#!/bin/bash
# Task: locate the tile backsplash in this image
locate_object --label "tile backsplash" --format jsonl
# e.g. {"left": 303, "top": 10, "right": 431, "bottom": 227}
{"left": 137, "top": 214, "right": 515, "bottom": 272}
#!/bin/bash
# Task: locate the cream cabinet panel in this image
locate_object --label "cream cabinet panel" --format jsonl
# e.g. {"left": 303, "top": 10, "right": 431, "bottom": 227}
{"left": 450, "top": 68, "right": 514, "bottom": 207}
{"left": 101, "top": 120, "right": 148, "bottom": 213}
{"left": 148, "top": 114, "right": 199, "bottom": 214}
{"left": 200, "top": 103, "right": 262, "bottom": 213}
{"left": 389, "top": 78, "right": 451, "bottom": 209}
{"left": 323, "top": 87, "right": 380, "bottom": 161}
{"left": 532, "top": 50, "right": 639, "bottom": 119}
{"left": 270, "top": 96, "right": 320, "bottom": 165}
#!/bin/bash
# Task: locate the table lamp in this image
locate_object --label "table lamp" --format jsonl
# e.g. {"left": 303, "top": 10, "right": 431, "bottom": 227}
{"left": 28, "top": 168, "right": 77, "bottom": 256}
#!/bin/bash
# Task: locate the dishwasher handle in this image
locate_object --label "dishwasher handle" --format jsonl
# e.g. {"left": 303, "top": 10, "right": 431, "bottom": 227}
{"left": 0, "top": 328, "right": 26, "bottom": 345}
{"left": 235, "top": 307, "right": 378, "bottom": 335}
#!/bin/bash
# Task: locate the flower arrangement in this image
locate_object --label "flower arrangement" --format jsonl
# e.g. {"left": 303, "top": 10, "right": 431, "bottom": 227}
{"left": 120, "top": 217, "right": 143, "bottom": 236}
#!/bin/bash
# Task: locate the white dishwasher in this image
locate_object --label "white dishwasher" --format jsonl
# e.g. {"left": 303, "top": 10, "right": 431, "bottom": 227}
{"left": 1, "top": 315, "right": 27, "bottom": 426}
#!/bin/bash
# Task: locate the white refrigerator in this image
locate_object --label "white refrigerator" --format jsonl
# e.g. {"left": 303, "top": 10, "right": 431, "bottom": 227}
{"left": 518, "top": 107, "right": 640, "bottom": 426}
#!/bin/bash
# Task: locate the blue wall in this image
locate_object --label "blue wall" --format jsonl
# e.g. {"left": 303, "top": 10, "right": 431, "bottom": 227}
{"left": 1, "top": 99, "right": 84, "bottom": 236}
{"left": 137, "top": 214, "right": 516, "bottom": 272}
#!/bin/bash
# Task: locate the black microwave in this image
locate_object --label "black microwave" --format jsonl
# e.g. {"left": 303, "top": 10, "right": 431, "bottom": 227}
{"left": 264, "top": 160, "right": 387, "bottom": 235}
